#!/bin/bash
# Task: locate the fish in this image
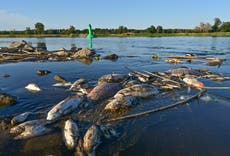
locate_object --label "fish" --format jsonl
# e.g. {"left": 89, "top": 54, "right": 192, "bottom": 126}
{"left": 63, "top": 119, "right": 80, "bottom": 149}
{"left": 114, "top": 84, "right": 159, "bottom": 98}
{"left": 46, "top": 96, "right": 83, "bottom": 122}
{"left": 97, "top": 74, "right": 128, "bottom": 85}
{"left": 10, "top": 119, "right": 49, "bottom": 139}
{"left": 83, "top": 124, "right": 102, "bottom": 156}
{"left": 25, "top": 83, "right": 41, "bottom": 92}
{"left": 52, "top": 82, "right": 72, "bottom": 87}
{"left": 15, "top": 124, "right": 50, "bottom": 140}
{"left": 104, "top": 95, "right": 138, "bottom": 111}
{"left": 167, "top": 67, "right": 204, "bottom": 77}
{"left": 87, "top": 83, "right": 122, "bottom": 102}
{"left": 11, "top": 112, "right": 32, "bottom": 126}
{"left": 183, "top": 77, "right": 204, "bottom": 88}
{"left": 69, "top": 78, "right": 89, "bottom": 92}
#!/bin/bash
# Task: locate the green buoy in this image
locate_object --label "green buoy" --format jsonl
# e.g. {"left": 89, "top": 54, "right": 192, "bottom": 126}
{"left": 87, "top": 24, "right": 94, "bottom": 49}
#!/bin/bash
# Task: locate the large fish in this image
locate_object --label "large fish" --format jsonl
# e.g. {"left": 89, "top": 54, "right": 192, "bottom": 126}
{"left": 166, "top": 67, "right": 204, "bottom": 77}
{"left": 83, "top": 124, "right": 102, "bottom": 156}
{"left": 104, "top": 95, "right": 138, "bottom": 111}
{"left": 87, "top": 83, "right": 122, "bottom": 102}
{"left": 114, "top": 84, "right": 158, "bottom": 98}
{"left": 63, "top": 119, "right": 80, "bottom": 150}
{"left": 10, "top": 119, "right": 49, "bottom": 139}
{"left": 46, "top": 96, "right": 83, "bottom": 122}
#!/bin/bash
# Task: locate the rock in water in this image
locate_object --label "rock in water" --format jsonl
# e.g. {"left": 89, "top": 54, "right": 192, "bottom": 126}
{"left": 46, "top": 96, "right": 83, "bottom": 122}
{"left": 8, "top": 40, "right": 34, "bottom": 52}
{"left": 102, "top": 54, "right": 118, "bottom": 60}
{"left": 83, "top": 125, "right": 102, "bottom": 155}
{"left": 114, "top": 84, "right": 159, "bottom": 98}
{"left": 72, "top": 48, "right": 96, "bottom": 59}
{"left": 87, "top": 83, "right": 122, "bottom": 102}
{"left": 64, "top": 119, "right": 80, "bottom": 150}
{"left": 0, "top": 93, "right": 16, "bottom": 106}
{"left": 25, "top": 83, "right": 41, "bottom": 92}
{"left": 55, "top": 48, "right": 68, "bottom": 56}
{"left": 104, "top": 95, "right": 138, "bottom": 111}
{"left": 36, "top": 70, "right": 51, "bottom": 76}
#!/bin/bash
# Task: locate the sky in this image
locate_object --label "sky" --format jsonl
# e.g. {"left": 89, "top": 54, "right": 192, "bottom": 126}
{"left": 0, "top": 0, "right": 229, "bottom": 30}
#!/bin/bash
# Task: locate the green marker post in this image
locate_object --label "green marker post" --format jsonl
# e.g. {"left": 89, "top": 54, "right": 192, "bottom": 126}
{"left": 87, "top": 24, "right": 94, "bottom": 49}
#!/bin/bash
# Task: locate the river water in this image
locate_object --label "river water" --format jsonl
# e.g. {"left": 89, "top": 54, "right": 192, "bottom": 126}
{"left": 0, "top": 37, "right": 230, "bottom": 156}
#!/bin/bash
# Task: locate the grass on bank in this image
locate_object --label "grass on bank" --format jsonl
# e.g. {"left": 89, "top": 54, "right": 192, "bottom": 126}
{"left": 0, "top": 32, "right": 230, "bottom": 38}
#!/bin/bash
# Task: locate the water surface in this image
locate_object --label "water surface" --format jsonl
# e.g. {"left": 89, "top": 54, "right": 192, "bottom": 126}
{"left": 0, "top": 37, "right": 230, "bottom": 156}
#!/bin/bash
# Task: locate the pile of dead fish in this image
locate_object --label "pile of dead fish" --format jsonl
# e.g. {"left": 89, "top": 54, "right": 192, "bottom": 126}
{"left": 0, "top": 40, "right": 118, "bottom": 64}
{"left": 3, "top": 66, "right": 230, "bottom": 155}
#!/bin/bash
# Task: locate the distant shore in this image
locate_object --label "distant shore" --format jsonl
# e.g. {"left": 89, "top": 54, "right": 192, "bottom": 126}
{"left": 0, "top": 32, "right": 230, "bottom": 38}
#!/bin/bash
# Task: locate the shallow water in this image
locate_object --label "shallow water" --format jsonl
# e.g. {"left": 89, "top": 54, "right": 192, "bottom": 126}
{"left": 0, "top": 37, "right": 230, "bottom": 156}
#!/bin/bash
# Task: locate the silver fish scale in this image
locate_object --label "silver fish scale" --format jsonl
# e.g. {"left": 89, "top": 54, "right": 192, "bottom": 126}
{"left": 87, "top": 83, "right": 122, "bottom": 102}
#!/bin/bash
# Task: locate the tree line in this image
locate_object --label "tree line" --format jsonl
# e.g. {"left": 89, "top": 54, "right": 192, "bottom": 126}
{"left": 0, "top": 17, "right": 229, "bottom": 36}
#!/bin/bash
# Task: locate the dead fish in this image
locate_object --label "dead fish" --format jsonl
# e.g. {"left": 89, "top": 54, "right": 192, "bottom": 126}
{"left": 15, "top": 124, "right": 50, "bottom": 140}
{"left": 104, "top": 95, "right": 138, "bottom": 111}
{"left": 10, "top": 120, "right": 46, "bottom": 135}
{"left": 46, "top": 96, "right": 83, "bottom": 122}
{"left": 114, "top": 84, "right": 159, "bottom": 98}
{"left": 64, "top": 119, "right": 80, "bottom": 150}
{"left": 183, "top": 77, "right": 204, "bottom": 88}
{"left": 165, "top": 58, "right": 182, "bottom": 64}
{"left": 167, "top": 67, "right": 204, "bottom": 77}
{"left": 206, "top": 59, "right": 223, "bottom": 66}
{"left": 87, "top": 83, "right": 122, "bottom": 102}
{"left": 69, "top": 78, "right": 90, "bottom": 92}
{"left": 53, "top": 82, "right": 72, "bottom": 87}
{"left": 202, "top": 74, "right": 230, "bottom": 81}
{"left": 98, "top": 74, "right": 128, "bottom": 85}
{"left": 83, "top": 124, "right": 102, "bottom": 156}
{"left": 11, "top": 112, "right": 32, "bottom": 126}
{"left": 25, "top": 83, "right": 41, "bottom": 92}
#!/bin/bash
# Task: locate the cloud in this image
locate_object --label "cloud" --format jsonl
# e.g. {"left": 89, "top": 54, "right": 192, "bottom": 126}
{"left": 0, "top": 10, "right": 35, "bottom": 30}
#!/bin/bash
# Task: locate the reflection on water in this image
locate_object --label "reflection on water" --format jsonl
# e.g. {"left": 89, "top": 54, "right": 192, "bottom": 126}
{"left": 37, "top": 42, "right": 47, "bottom": 51}
{"left": 0, "top": 37, "right": 230, "bottom": 156}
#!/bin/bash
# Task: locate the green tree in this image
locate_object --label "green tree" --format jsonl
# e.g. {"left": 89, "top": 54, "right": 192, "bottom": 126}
{"left": 156, "top": 25, "right": 163, "bottom": 33}
{"left": 212, "top": 18, "right": 222, "bottom": 32}
{"left": 147, "top": 25, "right": 156, "bottom": 33}
{"left": 35, "top": 22, "right": 45, "bottom": 34}
{"left": 220, "top": 22, "right": 230, "bottom": 32}
{"left": 24, "top": 27, "right": 32, "bottom": 34}
{"left": 194, "top": 22, "right": 211, "bottom": 32}
{"left": 118, "top": 26, "right": 128, "bottom": 34}
{"left": 67, "top": 25, "right": 76, "bottom": 35}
